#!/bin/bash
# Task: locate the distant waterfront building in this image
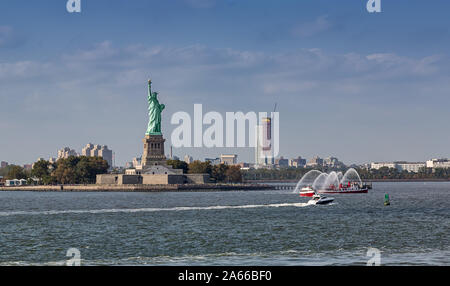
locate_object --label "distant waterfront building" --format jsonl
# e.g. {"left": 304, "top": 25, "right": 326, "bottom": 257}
{"left": 82, "top": 143, "right": 95, "bottom": 156}
{"left": 101, "top": 146, "right": 113, "bottom": 168}
{"left": 132, "top": 157, "right": 142, "bottom": 168}
{"left": 275, "top": 156, "right": 289, "bottom": 168}
{"left": 205, "top": 157, "right": 221, "bottom": 165}
{"left": 370, "top": 162, "right": 397, "bottom": 170}
{"left": 220, "top": 154, "right": 238, "bottom": 165}
{"left": 184, "top": 155, "right": 193, "bottom": 164}
{"left": 81, "top": 143, "right": 113, "bottom": 169}
{"left": 323, "top": 156, "right": 345, "bottom": 168}
{"left": 289, "top": 156, "right": 306, "bottom": 168}
{"left": 371, "top": 162, "right": 426, "bottom": 173}
{"left": 23, "top": 164, "right": 32, "bottom": 171}
{"left": 1, "top": 161, "right": 8, "bottom": 168}
{"left": 426, "top": 158, "right": 450, "bottom": 169}
{"left": 306, "top": 156, "right": 323, "bottom": 168}
{"left": 48, "top": 157, "right": 57, "bottom": 164}
{"left": 5, "top": 179, "right": 27, "bottom": 186}
{"left": 90, "top": 144, "right": 102, "bottom": 157}
{"left": 255, "top": 117, "right": 274, "bottom": 168}
{"left": 57, "top": 147, "right": 78, "bottom": 160}
{"left": 396, "top": 162, "right": 426, "bottom": 173}
{"left": 360, "top": 163, "right": 371, "bottom": 170}
{"left": 237, "top": 162, "right": 250, "bottom": 169}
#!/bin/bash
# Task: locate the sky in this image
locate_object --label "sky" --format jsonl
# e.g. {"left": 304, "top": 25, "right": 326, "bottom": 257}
{"left": 0, "top": 0, "right": 449, "bottom": 166}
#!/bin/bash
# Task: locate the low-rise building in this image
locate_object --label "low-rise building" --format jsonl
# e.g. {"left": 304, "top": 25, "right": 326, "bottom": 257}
{"left": 370, "top": 162, "right": 397, "bottom": 170}
{"left": 371, "top": 162, "right": 426, "bottom": 173}
{"left": 132, "top": 157, "right": 142, "bottom": 168}
{"left": 184, "top": 155, "right": 193, "bottom": 164}
{"left": 306, "top": 156, "right": 323, "bottom": 168}
{"left": 5, "top": 179, "right": 27, "bottom": 186}
{"left": 205, "top": 157, "right": 221, "bottom": 165}
{"left": 220, "top": 154, "right": 237, "bottom": 165}
{"left": 289, "top": 157, "right": 306, "bottom": 168}
{"left": 275, "top": 156, "right": 289, "bottom": 168}
{"left": 426, "top": 158, "right": 450, "bottom": 169}
{"left": 323, "top": 156, "right": 345, "bottom": 168}
{"left": 396, "top": 162, "right": 426, "bottom": 173}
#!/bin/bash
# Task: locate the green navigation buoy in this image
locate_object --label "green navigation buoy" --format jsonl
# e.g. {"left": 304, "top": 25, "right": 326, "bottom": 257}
{"left": 384, "top": 193, "right": 390, "bottom": 206}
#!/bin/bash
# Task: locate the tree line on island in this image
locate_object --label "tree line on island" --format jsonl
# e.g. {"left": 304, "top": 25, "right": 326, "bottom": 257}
{"left": 0, "top": 157, "right": 243, "bottom": 185}
{"left": 2, "top": 159, "right": 448, "bottom": 185}
{"left": 166, "top": 159, "right": 243, "bottom": 183}
{"left": 242, "top": 166, "right": 450, "bottom": 181}
{"left": 0, "top": 156, "right": 109, "bottom": 185}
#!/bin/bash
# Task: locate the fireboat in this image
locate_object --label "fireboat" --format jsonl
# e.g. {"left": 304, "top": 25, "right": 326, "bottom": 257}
{"left": 299, "top": 186, "right": 315, "bottom": 197}
{"left": 317, "top": 181, "right": 371, "bottom": 194}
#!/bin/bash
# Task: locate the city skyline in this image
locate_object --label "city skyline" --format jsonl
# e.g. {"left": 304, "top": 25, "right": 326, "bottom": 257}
{"left": 1, "top": 1, "right": 450, "bottom": 166}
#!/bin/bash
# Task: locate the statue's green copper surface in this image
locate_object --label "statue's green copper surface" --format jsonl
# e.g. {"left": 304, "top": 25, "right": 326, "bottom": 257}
{"left": 146, "top": 80, "right": 165, "bottom": 135}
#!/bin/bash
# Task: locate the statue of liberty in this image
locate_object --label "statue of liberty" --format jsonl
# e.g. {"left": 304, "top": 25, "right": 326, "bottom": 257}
{"left": 146, "top": 79, "right": 165, "bottom": 135}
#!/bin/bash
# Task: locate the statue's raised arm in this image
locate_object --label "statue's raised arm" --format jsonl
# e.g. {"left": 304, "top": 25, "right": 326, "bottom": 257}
{"left": 147, "top": 79, "right": 153, "bottom": 99}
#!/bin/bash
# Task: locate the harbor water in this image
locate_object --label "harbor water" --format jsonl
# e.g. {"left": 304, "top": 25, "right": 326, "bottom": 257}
{"left": 0, "top": 182, "right": 448, "bottom": 265}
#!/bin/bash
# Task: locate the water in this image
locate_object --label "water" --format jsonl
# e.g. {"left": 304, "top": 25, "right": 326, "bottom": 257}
{"left": 0, "top": 182, "right": 448, "bottom": 265}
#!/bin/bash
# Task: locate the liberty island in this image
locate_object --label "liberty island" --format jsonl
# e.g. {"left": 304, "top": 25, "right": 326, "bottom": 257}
{"left": 0, "top": 79, "right": 274, "bottom": 191}
{"left": 95, "top": 79, "right": 207, "bottom": 185}
{"left": 95, "top": 80, "right": 270, "bottom": 190}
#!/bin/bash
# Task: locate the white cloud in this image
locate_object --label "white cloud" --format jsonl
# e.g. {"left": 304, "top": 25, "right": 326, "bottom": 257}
{"left": 1, "top": 43, "right": 446, "bottom": 102}
{"left": 292, "top": 15, "right": 332, "bottom": 38}
{"left": 0, "top": 61, "right": 51, "bottom": 79}
{"left": 1, "top": 42, "right": 449, "bottom": 165}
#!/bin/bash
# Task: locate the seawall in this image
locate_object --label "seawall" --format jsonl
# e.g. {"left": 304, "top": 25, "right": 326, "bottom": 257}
{"left": 0, "top": 183, "right": 273, "bottom": 192}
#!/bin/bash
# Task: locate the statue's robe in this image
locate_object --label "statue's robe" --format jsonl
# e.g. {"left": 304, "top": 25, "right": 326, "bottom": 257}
{"left": 146, "top": 93, "right": 165, "bottom": 135}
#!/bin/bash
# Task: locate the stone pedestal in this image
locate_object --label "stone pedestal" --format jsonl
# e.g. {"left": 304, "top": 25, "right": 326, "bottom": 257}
{"left": 142, "top": 134, "right": 166, "bottom": 167}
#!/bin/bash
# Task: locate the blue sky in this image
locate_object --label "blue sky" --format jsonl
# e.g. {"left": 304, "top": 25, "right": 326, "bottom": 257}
{"left": 1, "top": 0, "right": 449, "bottom": 166}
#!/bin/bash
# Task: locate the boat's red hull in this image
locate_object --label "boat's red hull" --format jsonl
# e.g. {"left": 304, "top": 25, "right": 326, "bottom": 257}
{"left": 317, "top": 188, "right": 368, "bottom": 194}
{"left": 299, "top": 192, "right": 315, "bottom": 197}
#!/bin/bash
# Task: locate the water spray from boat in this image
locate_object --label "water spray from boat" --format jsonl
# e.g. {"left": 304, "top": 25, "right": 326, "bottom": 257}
{"left": 294, "top": 168, "right": 372, "bottom": 196}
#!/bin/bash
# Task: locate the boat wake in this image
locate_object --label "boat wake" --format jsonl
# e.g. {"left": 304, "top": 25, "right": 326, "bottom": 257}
{"left": 0, "top": 202, "right": 311, "bottom": 217}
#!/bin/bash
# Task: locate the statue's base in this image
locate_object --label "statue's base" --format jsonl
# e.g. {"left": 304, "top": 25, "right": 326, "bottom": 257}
{"left": 142, "top": 134, "right": 166, "bottom": 167}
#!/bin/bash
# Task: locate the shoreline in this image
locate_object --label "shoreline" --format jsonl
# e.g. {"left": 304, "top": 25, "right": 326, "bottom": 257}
{"left": 0, "top": 183, "right": 273, "bottom": 192}
{"left": 244, "top": 179, "right": 450, "bottom": 183}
